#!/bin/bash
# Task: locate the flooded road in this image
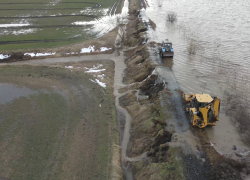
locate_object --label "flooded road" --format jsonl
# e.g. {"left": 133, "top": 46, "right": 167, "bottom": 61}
{"left": 141, "top": 0, "right": 250, "bottom": 156}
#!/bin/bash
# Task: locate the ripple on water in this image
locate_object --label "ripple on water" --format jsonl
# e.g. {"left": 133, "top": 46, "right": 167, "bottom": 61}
{"left": 143, "top": 0, "right": 250, "bottom": 155}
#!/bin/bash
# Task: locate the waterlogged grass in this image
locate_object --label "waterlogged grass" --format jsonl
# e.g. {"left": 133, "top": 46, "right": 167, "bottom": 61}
{"left": 0, "top": 0, "right": 118, "bottom": 51}
{"left": 0, "top": 62, "right": 117, "bottom": 180}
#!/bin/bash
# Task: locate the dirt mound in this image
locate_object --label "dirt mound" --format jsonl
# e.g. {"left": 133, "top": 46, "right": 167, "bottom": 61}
{"left": 139, "top": 74, "right": 164, "bottom": 101}
{"left": 147, "top": 130, "right": 172, "bottom": 163}
{"left": 123, "top": 46, "right": 154, "bottom": 84}
{"left": 119, "top": 77, "right": 166, "bottom": 157}
{"left": 0, "top": 52, "right": 26, "bottom": 63}
{"left": 119, "top": 91, "right": 137, "bottom": 107}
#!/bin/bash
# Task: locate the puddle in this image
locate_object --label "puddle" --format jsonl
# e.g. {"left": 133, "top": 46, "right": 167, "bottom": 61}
{"left": 141, "top": 0, "right": 250, "bottom": 156}
{"left": 0, "top": 83, "right": 35, "bottom": 104}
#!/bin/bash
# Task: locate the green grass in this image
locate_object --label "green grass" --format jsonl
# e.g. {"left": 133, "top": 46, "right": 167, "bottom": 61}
{"left": 0, "top": 62, "right": 117, "bottom": 180}
{"left": 0, "top": 0, "right": 118, "bottom": 51}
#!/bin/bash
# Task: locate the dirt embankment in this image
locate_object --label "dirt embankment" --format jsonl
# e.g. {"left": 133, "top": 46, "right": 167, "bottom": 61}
{"left": 118, "top": 2, "right": 185, "bottom": 179}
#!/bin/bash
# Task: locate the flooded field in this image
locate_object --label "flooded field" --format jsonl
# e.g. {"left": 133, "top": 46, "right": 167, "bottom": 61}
{"left": 141, "top": 0, "right": 250, "bottom": 156}
{"left": 0, "top": 0, "right": 123, "bottom": 51}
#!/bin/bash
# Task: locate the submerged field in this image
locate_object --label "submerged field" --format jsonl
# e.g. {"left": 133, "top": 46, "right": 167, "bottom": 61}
{"left": 0, "top": 61, "right": 118, "bottom": 180}
{"left": 0, "top": 0, "right": 124, "bottom": 51}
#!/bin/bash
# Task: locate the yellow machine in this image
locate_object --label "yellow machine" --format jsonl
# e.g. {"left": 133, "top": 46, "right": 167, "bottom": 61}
{"left": 183, "top": 93, "right": 220, "bottom": 128}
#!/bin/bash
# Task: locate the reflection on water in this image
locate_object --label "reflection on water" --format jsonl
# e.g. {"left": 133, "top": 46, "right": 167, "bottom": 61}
{"left": 142, "top": 0, "right": 250, "bottom": 154}
{"left": 0, "top": 83, "right": 35, "bottom": 104}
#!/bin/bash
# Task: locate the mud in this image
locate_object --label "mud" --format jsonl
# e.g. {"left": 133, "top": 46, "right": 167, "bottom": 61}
{"left": 147, "top": 130, "right": 172, "bottom": 162}
{"left": 193, "top": 128, "right": 248, "bottom": 180}
{"left": 123, "top": 46, "right": 154, "bottom": 84}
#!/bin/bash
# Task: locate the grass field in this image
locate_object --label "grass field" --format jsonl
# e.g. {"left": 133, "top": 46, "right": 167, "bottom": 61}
{"left": 0, "top": 61, "right": 119, "bottom": 180}
{"left": 0, "top": 0, "right": 124, "bottom": 51}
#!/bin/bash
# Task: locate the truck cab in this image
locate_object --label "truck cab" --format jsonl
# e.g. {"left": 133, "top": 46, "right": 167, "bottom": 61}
{"left": 159, "top": 40, "right": 174, "bottom": 57}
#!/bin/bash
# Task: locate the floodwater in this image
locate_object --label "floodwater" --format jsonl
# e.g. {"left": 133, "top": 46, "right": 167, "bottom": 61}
{"left": 141, "top": 0, "right": 250, "bottom": 156}
{"left": 0, "top": 83, "right": 34, "bottom": 104}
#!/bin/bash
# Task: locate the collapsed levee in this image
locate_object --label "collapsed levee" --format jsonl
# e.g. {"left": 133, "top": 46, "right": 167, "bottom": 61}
{"left": 118, "top": 1, "right": 186, "bottom": 178}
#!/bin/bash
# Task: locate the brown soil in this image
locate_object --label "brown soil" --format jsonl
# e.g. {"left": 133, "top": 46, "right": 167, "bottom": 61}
{"left": 194, "top": 128, "right": 248, "bottom": 180}
{"left": 139, "top": 74, "right": 164, "bottom": 101}
{"left": 148, "top": 41, "right": 161, "bottom": 48}
{"left": 149, "top": 19, "right": 156, "bottom": 30}
{"left": 163, "top": 57, "right": 174, "bottom": 70}
{"left": 119, "top": 74, "right": 166, "bottom": 157}
{"left": 123, "top": 45, "right": 155, "bottom": 84}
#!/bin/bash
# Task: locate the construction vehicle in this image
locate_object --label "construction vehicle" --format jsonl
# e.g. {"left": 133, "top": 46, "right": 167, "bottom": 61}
{"left": 159, "top": 39, "right": 174, "bottom": 57}
{"left": 183, "top": 93, "right": 220, "bottom": 128}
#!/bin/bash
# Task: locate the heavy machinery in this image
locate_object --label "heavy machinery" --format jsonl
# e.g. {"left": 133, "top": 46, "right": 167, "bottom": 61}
{"left": 183, "top": 93, "right": 220, "bottom": 128}
{"left": 159, "top": 39, "right": 174, "bottom": 57}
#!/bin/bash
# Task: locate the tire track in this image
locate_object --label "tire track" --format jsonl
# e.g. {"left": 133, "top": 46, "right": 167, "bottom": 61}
{"left": 0, "top": 36, "right": 94, "bottom": 45}
{"left": 0, "top": 2, "right": 98, "bottom": 5}
{"left": 0, "top": 25, "right": 91, "bottom": 29}
{"left": 0, "top": 8, "right": 94, "bottom": 11}
{"left": 0, "top": 14, "right": 98, "bottom": 19}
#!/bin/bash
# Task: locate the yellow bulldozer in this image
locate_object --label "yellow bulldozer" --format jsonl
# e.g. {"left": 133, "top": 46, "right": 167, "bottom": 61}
{"left": 183, "top": 93, "right": 220, "bottom": 128}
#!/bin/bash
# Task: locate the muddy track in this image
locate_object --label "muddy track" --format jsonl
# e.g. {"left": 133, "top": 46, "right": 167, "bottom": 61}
{"left": 0, "top": 8, "right": 94, "bottom": 11}
{"left": 0, "top": 14, "right": 98, "bottom": 19}
{"left": 0, "top": 2, "right": 99, "bottom": 5}
{"left": 108, "top": 0, "right": 122, "bottom": 16}
{"left": 0, "top": 38, "right": 85, "bottom": 45}
{"left": 0, "top": 33, "right": 100, "bottom": 45}
{"left": 0, "top": 25, "right": 93, "bottom": 30}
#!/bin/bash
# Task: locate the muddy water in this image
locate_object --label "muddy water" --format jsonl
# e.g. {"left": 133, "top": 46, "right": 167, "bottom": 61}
{"left": 141, "top": 0, "right": 250, "bottom": 156}
{"left": 0, "top": 83, "right": 35, "bottom": 104}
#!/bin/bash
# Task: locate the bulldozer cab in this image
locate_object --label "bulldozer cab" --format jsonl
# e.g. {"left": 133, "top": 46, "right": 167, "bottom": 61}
{"left": 183, "top": 93, "right": 220, "bottom": 128}
{"left": 192, "top": 94, "right": 213, "bottom": 111}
